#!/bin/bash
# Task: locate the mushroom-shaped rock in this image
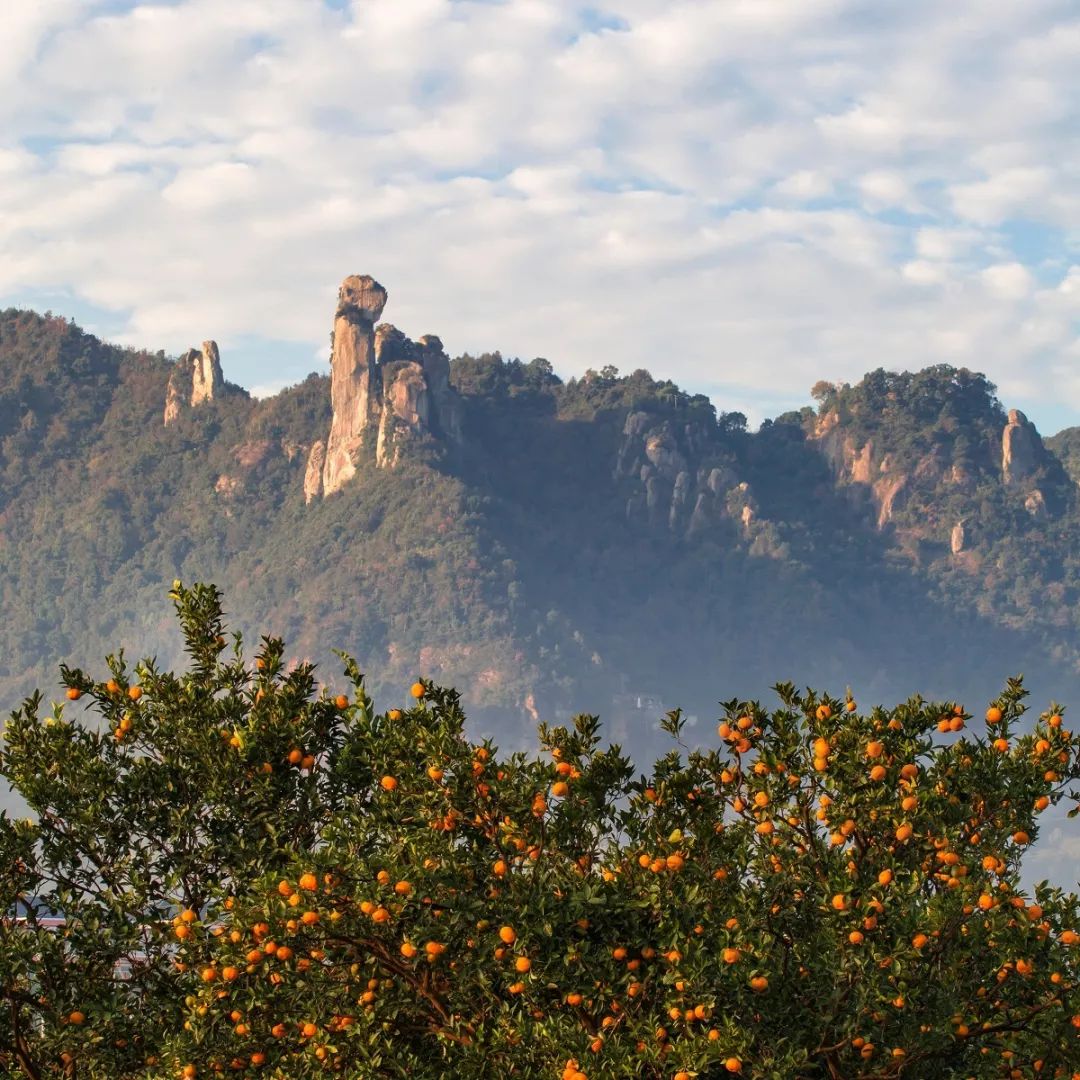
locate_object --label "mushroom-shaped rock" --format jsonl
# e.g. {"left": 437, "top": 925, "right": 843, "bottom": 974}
{"left": 337, "top": 275, "right": 388, "bottom": 325}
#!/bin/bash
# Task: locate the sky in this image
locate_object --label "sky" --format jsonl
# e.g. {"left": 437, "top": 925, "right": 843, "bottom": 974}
{"left": 2, "top": 0, "right": 1080, "bottom": 431}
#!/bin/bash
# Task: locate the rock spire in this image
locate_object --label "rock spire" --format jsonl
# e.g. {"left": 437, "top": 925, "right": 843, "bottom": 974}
{"left": 164, "top": 341, "right": 225, "bottom": 425}
{"left": 306, "top": 276, "right": 463, "bottom": 500}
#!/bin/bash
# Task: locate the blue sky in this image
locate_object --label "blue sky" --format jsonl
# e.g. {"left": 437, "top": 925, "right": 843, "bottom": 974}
{"left": 2, "top": 0, "right": 1079, "bottom": 431}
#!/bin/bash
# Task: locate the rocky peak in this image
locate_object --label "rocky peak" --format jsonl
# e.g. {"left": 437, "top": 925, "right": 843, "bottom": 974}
{"left": 306, "top": 277, "right": 463, "bottom": 500}
{"left": 164, "top": 340, "right": 225, "bottom": 425}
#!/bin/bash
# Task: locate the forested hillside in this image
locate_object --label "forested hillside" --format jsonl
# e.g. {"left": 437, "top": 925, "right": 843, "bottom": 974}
{"left": 2, "top": 295, "right": 1079, "bottom": 758}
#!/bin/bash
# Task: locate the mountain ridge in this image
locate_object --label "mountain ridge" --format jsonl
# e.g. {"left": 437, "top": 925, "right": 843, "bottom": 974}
{"left": 2, "top": 285, "right": 1080, "bottom": 758}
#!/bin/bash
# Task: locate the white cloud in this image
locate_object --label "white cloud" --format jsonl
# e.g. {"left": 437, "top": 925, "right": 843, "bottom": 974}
{"left": 0, "top": 0, "right": 1078, "bottom": 425}
{"left": 981, "top": 262, "right": 1035, "bottom": 300}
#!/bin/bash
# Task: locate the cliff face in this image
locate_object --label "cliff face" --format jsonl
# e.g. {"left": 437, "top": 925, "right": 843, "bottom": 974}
{"left": 306, "top": 278, "right": 463, "bottom": 499}
{"left": 614, "top": 411, "right": 757, "bottom": 540}
{"left": 164, "top": 340, "right": 225, "bottom": 425}
{"left": 807, "top": 374, "right": 1072, "bottom": 558}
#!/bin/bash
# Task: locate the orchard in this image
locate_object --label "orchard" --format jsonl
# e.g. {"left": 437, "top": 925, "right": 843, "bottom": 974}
{"left": 2, "top": 582, "right": 1080, "bottom": 1078}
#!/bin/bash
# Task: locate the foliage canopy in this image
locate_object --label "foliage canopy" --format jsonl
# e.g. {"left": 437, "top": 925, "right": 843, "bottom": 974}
{"left": 2, "top": 584, "right": 1080, "bottom": 1078}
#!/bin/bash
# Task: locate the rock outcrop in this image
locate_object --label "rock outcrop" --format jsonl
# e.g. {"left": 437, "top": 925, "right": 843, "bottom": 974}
{"left": 615, "top": 411, "right": 746, "bottom": 538}
{"left": 308, "top": 277, "right": 464, "bottom": 498}
{"left": 951, "top": 520, "right": 966, "bottom": 554}
{"left": 304, "top": 441, "right": 325, "bottom": 504}
{"left": 1002, "top": 409, "right": 1044, "bottom": 486}
{"left": 164, "top": 340, "right": 225, "bottom": 425}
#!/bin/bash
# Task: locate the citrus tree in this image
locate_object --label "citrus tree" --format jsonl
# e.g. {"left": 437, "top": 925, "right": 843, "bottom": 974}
{"left": 2, "top": 583, "right": 1080, "bottom": 1079}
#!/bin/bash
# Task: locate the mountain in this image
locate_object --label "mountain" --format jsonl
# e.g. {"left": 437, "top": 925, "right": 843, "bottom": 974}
{"left": 2, "top": 279, "right": 1080, "bottom": 761}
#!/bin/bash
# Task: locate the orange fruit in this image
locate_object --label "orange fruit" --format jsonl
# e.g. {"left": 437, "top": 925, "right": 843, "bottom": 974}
{"left": 299, "top": 872, "right": 318, "bottom": 892}
{"left": 986, "top": 706, "right": 1003, "bottom": 724}
{"left": 65, "top": 687, "right": 82, "bottom": 701}
{"left": 68, "top": 1010, "right": 86, "bottom": 1025}
{"left": 127, "top": 686, "right": 142, "bottom": 701}
{"left": 334, "top": 695, "right": 349, "bottom": 709}
{"left": 499, "top": 926, "right": 516, "bottom": 944}
{"left": 410, "top": 681, "right": 425, "bottom": 699}
{"left": 380, "top": 775, "right": 398, "bottom": 791}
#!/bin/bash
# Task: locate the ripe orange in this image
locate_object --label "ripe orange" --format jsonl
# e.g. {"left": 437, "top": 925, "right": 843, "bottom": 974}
{"left": 128, "top": 686, "right": 142, "bottom": 701}
{"left": 334, "top": 694, "right": 349, "bottom": 709}
{"left": 388, "top": 709, "right": 403, "bottom": 721}
{"left": 551, "top": 781, "right": 569, "bottom": 798}
{"left": 725, "top": 1059, "right": 742, "bottom": 1074}
{"left": 68, "top": 1010, "right": 86, "bottom": 1025}
{"left": 866, "top": 741, "right": 884, "bottom": 759}
{"left": 848, "top": 930, "right": 864, "bottom": 945}
{"left": 878, "top": 869, "right": 893, "bottom": 886}
{"left": 400, "top": 942, "right": 418, "bottom": 958}
{"left": 722, "top": 947, "right": 740, "bottom": 964}
{"left": 499, "top": 926, "right": 516, "bottom": 944}
{"left": 869, "top": 765, "right": 887, "bottom": 782}
{"left": 425, "top": 941, "right": 446, "bottom": 957}
{"left": 749, "top": 975, "right": 768, "bottom": 991}
{"left": 831, "top": 894, "right": 848, "bottom": 911}
{"left": 986, "top": 706, "right": 1003, "bottom": 724}
{"left": 514, "top": 956, "right": 532, "bottom": 973}
{"left": 299, "top": 872, "right": 318, "bottom": 892}
{"left": 912, "top": 933, "right": 928, "bottom": 949}
{"left": 65, "top": 687, "right": 81, "bottom": 701}
{"left": 411, "top": 681, "right": 425, "bottom": 699}
{"left": 380, "top": 775, "right": 398, "bottom": 792}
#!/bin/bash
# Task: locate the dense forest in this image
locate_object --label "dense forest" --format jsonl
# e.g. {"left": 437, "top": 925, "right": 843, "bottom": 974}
{"left": 2, "top": 306, "right": 1080, "bottom": 765}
